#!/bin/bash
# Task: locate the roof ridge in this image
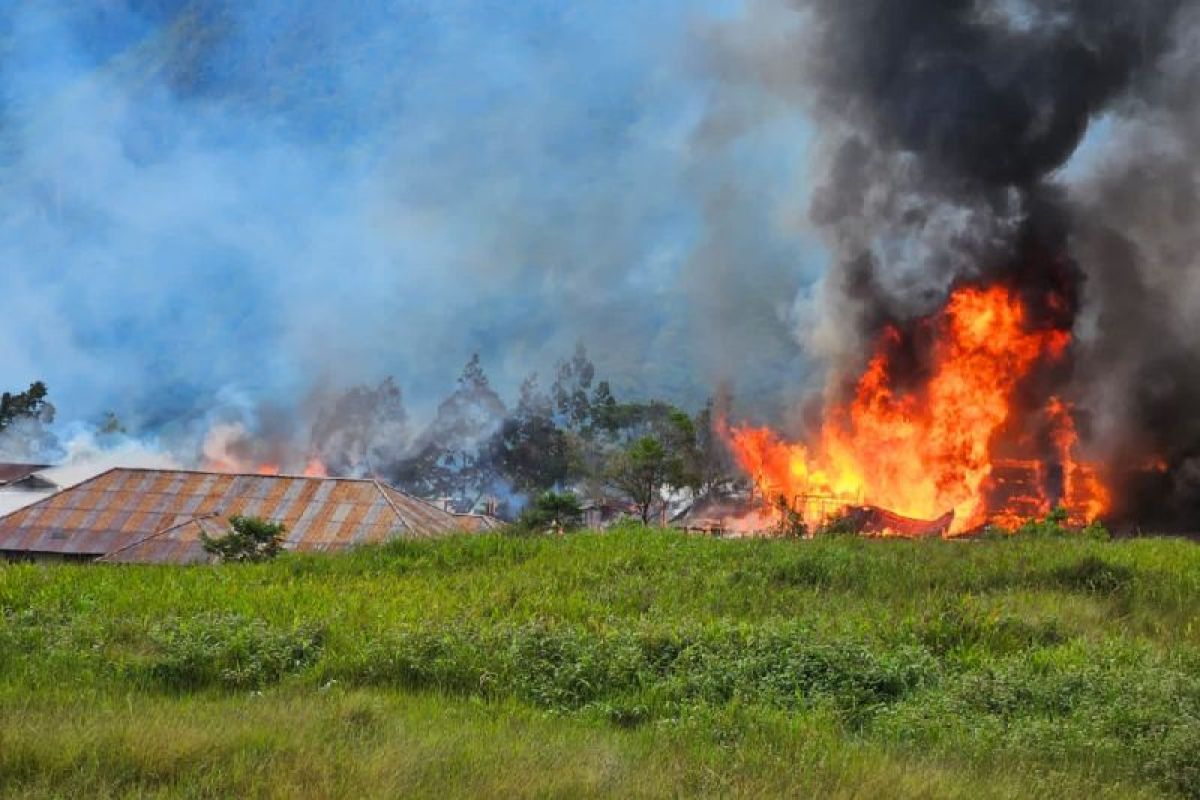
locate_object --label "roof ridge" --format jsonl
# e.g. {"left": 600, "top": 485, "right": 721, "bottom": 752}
{"left": 97, "top": 466, "right": 384, "bottom": 483}
{"left": 374, "top": 479, "right": 418, "bottom": 531}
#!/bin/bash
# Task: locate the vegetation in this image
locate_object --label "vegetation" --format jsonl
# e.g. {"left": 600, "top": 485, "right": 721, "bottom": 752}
{"left": 0, "top": 381, "right": 55, "bottom": 434}
{"left": 2, "top": 528, "right": 1199, "bottom": 797}
{"left": 771, "top": 493, "right": 809, "bottom": 538}
{"left": 317, "top": 346, "right": 732, "bottom": 518}
{"left": 0, "top": 381, "right": 59, "bottom": 460}
{"left": 514, "top": 490, "right": 585, "bottom": 534}
{"left": 199, "top": 516, "right": 286, "bottom": 563}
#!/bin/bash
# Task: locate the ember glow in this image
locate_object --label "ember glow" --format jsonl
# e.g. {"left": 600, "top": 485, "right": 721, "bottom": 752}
{"left": 726, "top": 283, "right": 1111, "bottom": 535}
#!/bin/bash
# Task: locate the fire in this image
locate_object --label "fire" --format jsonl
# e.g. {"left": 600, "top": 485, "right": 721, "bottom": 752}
{"left": 301, "top": 457, "right": 328, "bottom": 477}
{"left": 199, "top": 423, "right": 329, "bottom": 477}
{"left": 727, "top": 284, "right": 1109, "bottom": 535}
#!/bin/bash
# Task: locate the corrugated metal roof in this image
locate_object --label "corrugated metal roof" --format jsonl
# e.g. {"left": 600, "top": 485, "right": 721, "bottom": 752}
{"left": 0, "top": 468, "right": 471, "bottom": 564}
{"left": 0, "top": 463, "right": 51, "bottom": 485}
{"left": 454, "top": 513, "right": 505, "bottom": 531}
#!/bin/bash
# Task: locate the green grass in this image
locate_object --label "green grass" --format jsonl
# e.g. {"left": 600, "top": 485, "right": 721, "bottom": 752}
{"left": 2, "top": 526, "right": 1199, "bottom": 798}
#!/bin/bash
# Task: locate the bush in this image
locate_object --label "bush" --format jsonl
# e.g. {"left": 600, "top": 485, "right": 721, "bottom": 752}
{"left": 201, "top": 516, "right": 287, "bottom": 562}
{"left": 512, "top": 491, "right": 584, "bottom": 534}
{"left": 1014, "top": 508, "right": 1111, "bottom": 541}
{"left": 139, "top": 614, "right": 324, "bottom": 690}
{"left": 327, "top": 622, "right": 937, "bottom": 724}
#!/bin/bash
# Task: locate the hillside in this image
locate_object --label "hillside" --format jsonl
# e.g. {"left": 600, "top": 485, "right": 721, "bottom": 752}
{"left": 2, "top": 528, "right": 1199, "bottom": 798}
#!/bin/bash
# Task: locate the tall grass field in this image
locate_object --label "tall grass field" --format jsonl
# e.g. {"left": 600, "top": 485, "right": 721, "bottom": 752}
{"left": 2, "top": 527, "right": 1199, "bottom": 798}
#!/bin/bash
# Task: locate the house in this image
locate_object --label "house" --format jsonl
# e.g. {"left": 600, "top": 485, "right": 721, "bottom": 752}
{"left": 0, "top": 462, "right": 58, "bottom": 517}
{"left": 0, "top": 467, "right": 474, "bottom": 564}
{"left": 580, "top": 498, "right": 637, "bottom": 529}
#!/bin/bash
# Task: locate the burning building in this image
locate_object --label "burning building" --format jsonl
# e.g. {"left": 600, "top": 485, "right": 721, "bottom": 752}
{"left": 712, "top": 1, "right": 1200, "bottom": 535}
{"left": 0, "top": 468, "right": 480, "bottom": 563}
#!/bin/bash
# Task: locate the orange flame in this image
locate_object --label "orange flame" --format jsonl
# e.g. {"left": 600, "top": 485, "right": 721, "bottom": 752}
{"left": 727, "top": 284, "right": 1109, "bottom": 534}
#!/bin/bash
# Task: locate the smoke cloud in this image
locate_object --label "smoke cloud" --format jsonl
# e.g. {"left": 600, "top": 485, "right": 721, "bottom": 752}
{"left": 0, "top": 1, "right": 820, "bottom": 457}
{"left": 705, "top": 0, "right": 1200, "bottom": 524}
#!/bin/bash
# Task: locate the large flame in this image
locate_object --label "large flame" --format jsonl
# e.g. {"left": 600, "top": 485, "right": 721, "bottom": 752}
{"left": 727, "top": 284, "right": 1109, "bottom": 534}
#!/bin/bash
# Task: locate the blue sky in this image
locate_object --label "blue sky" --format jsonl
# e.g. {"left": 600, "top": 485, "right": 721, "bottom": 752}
{"left": 0, "top": 0, "right": 822, "bottom": 441}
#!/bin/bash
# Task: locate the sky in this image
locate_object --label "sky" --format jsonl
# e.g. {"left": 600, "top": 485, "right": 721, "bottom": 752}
{"left": 0, "top": 0, "right": 825, "bottom": 448}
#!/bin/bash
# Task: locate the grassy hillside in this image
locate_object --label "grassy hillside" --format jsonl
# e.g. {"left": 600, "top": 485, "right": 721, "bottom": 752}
{"left": 2, "top": 527, "right": 1199, "bottom": 798}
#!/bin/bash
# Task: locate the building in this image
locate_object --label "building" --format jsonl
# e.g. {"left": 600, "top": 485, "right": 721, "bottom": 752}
{"left": 0, "top": 462, "right": 58, "bottom": 517}
{"left": 0, "top": 467, "right": 477, "bottom": 564}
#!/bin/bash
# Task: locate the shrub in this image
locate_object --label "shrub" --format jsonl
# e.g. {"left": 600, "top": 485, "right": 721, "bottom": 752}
{"left": 817, "top": 515, "right": 862, "bottom": 537}
{"left": 201, "top": 516, "right": 286, "bottom": 563}
{"left": 512, "top": 491, "right": 584, "bottom": 534}
{"left": 140, "top": 614, "right": 324, "bottom": 690}
{"left": 1014, "top": 508, "right": 1111, "bottom": 540}
{"left": 329, "top": 622, "right": 937, "bottom": 724}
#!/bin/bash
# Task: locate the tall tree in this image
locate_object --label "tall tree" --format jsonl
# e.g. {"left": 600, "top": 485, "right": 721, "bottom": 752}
{"left": 588, "top": 380, "right": 620, "bottom": 438}
{"left": 551, "top": 343, "right": 596, "bottom": 432}
{"left": 392, "top": 354, "right": 507, "bottom": 505}
{"left": 691, "top": 398, "right": 734, "bottom": 495}
{"left": 488, "top": 374, "right": 577, "bottom": 494}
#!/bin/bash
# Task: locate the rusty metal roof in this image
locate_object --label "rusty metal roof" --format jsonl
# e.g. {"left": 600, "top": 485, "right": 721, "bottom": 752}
{"left": 0, "top": 463, "right": 51, "bottom": 485}
{"left": 454, "top": 513, "right": 505, "bottom": 532}
{"left": 0, "top": 468, "right": 471, "bottom": 564}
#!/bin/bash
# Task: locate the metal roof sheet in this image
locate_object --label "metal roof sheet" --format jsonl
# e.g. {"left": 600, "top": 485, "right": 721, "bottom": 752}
{"left": 0, "top": 463, "right": 51, "bottom": 485}
{"left": 0, "top": 468, "right": 471, "bottom": 563}
{"left": 454, "top": 513, "right": 505, "bottom": 531}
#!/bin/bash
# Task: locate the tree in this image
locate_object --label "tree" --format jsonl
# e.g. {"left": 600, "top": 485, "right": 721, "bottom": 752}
{"left": 0, "top": 381, "right": 55, "bottom": 433}
{"left": 516, "top": 490, "right": 584, "bottom": 534}
{"left": 98, "top": 411, "right": 126, "bottom": 436}
{"left": 392, "top": 354, "right": 507, "bottom": 504}
{"left": 551, "top": 343, "right": 596, "bottom": 431}
{"left": 606, "top": 436, "right": 684, "bottom": 524}
{"left": 0, "top": 381, "right": 59, "bottom": 460}
{"left": 691, "top": 398, "right": 734, "bottom": 495}
{"left": 201, "top": 515, "right": 286, "bottom": 562}
{"left": 588, "top": 380, "right": 620, "bottom": 437}
{"left": 489, "top": 374, "right": 578, "bottom": 494}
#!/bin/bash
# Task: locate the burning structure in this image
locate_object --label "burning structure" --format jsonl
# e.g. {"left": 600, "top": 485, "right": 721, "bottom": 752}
{"left": 713, "top": 1, "right": 1200, "bottom": 535}
{"left": 0, "top": 468, "right": 479, "bottom": 563}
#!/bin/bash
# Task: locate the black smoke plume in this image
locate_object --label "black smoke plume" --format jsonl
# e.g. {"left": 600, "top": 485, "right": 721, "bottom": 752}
{"left": 711, "top": 0, "right": 1199, "bottom": 527}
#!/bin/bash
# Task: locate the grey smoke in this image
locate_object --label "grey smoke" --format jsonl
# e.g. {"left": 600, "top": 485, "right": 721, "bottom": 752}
{"left": 0, "top": 0, "right": 817, "bottom": 455}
